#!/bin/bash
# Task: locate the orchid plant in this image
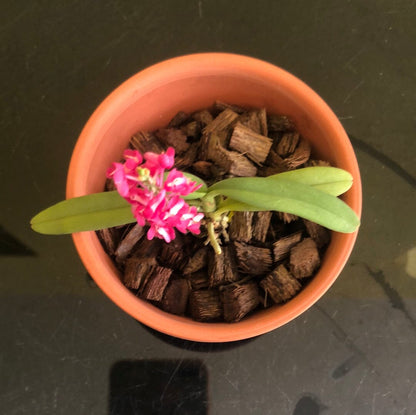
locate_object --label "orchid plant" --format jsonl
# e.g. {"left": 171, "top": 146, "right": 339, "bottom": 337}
{"left": 31, "top": 147, "right": 360, "bottom": 254}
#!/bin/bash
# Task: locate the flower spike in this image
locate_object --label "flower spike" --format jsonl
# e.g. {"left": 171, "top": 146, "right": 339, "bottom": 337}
{"left": 107, "top": 147, "right": 203, "bottom": 242}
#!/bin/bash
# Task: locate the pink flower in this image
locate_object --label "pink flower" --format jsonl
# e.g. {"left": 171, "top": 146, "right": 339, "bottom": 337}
{"left": 164, "top": 169, "right": 200, "bottom": 195}
{"left": 144, "top": 147, "right": 175, "bottom": 171}
{"left": 106, "top": 149, "right": 144, "bottom": 199}
{"left": 106, "top": 147, "right": 203, "bottom": 243}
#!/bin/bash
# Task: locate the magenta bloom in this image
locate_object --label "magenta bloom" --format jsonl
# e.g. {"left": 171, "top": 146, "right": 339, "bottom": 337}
{"left": 107, "top": 147, "right": 204, "bottom": 243}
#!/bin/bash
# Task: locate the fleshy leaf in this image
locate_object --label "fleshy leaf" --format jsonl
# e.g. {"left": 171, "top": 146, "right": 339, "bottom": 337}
{"left": 30, "top": 191, "right": 135, "bottom": 234}
{"left": 206, "top": 178, "right": 360, "bottom": 233}
{"left": 266, "top": 167, "right": 353, "bottom": 196}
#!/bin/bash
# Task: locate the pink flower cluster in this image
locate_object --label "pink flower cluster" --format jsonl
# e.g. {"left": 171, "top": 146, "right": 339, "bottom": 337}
{"left": 107, "top": 147, "right": 204, "bottom": 243}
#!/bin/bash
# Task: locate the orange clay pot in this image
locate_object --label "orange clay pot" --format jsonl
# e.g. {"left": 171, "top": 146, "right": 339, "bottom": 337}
{"left": 67, "top": 53, "right": 362, "bottom": 342}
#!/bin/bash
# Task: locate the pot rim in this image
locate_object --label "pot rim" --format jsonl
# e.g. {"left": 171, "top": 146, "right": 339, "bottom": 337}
{"left": 67, "top": 53, "right": 362, "bottom": 342}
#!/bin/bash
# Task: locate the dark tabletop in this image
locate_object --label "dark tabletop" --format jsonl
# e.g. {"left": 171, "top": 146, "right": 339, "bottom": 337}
{"left": 1, "top": 1, "right": 416, "bottom": 414}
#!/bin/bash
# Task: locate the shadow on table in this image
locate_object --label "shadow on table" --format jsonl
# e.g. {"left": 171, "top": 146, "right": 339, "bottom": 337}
{"left": 141, "top": 323, "right": 257, "bottom": 352}
{"left": 109, "top": 359, "right": 208, "bottom": 415}
{"left": 0, "top": 225, "right": 36, "bottom": 256}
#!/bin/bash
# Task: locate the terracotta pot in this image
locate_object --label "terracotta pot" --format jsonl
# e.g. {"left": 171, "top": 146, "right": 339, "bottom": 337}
{"left": 67, "top": 53, "right": 362, "bottom": 342}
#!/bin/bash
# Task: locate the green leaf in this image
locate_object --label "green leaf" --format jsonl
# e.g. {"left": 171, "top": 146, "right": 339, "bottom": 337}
{"left": 266, "top": 167, "right": 353, "bottom": 196}
{"left": 31, "top": 170, "right": 207, "bottom": 235}
{"left": 206, "top": 177, "right": 360, "bottom": 233}
{"left": 30, "top": 191, "right": 135, "bottom": 234}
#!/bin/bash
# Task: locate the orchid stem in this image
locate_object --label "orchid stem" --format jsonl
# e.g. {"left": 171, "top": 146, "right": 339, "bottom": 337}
{"left": 186, "top": 199, "right": 202, "bottom": 207}
{"left": 207, "top": 220, "right": 222, "bottom": 255}
{"left": 213, "top": 207, "right": 229, "bottom": 217}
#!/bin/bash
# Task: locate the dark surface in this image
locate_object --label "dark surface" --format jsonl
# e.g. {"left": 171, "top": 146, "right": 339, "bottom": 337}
{"left": 1, "top": 1, "right": 416, "bottom": 414}
{"left": 109, "top": 360, "right": 208, "bottom": 414}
